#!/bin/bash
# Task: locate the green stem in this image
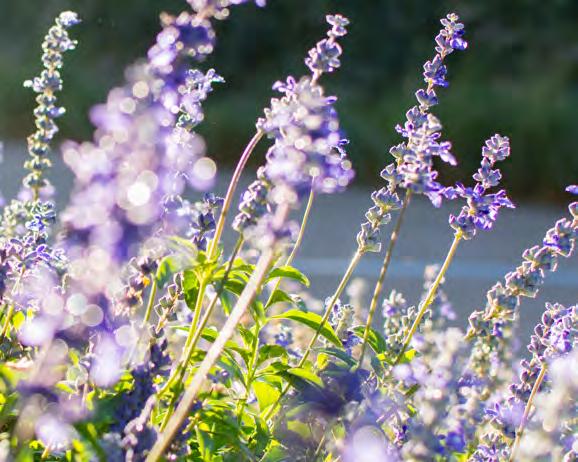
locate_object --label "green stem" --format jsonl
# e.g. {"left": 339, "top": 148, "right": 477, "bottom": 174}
{"left": 358, "top": 191, "right": 411, "bottom": 367}
{"left": 166, "top": 130, "right": 262, "bottom": 395}
{"left": 147, "top": 204, "right": 289, "bottom": 462}
{"left": 393, "top": 231, "right": 463, "bottom": 365}
{"left": 265, "top": 185, "right": 315, "bottom": 308}
{"left": 263, "top": 248, "right": 364, "bottom": 422}
{"left": 160, "top": 238, "right": 245, "bottom": 430}
{"left": 301, "top": 250, "right": 363, "bottom": 366}
{"left": 156, "top": 278, "right": 208, "bottom": 406}
{"left": 184, "top": 279, "right": 208, "bottom": 352}
{"left": 0, "top": 304, "right": 15, "bottom": 339}
{"left": 158, "top": 237, "right": 244, "bottom": 399}
{"left": 159, "top": 131, "right": 262, "bottom": 408}
{"left": 509, "top": 363, "right": 547, "bottom": 462}
{"left": 141, "top": 280, "right": 158, "bottom": 328}
{"left": 239, "top": 187, "right": 315, "bottom": 420}
{"left": 206, "top": 130, "right": 264, "bottom": 260}
{"left": 236, "top": 321, "right": 261, "bottom": 420}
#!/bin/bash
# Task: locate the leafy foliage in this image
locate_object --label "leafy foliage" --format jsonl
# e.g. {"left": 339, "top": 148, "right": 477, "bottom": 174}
{"left": 0, "top": 3, "right": 576, "bottom": 462}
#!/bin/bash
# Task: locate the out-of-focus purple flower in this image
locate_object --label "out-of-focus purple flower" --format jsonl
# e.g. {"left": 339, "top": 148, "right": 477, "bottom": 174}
{"left": 36, "top": 413, "right": 76, "bottom": 449}
{"left": 256, "top": 14, "right": 353, "bottom": 205}
{"left": 566, "top": 185, "right": 578, "bottom": 195}
{"left": 232, "top": 167, "right": 272, "bottom": 234}
{"left": 186, "top": 0, "right": 266, "bottom": 17}
{"left": 59, "top": 2, "right": 236, "bottom": 354}
{"left": 478, "top": 302, "right": 576, "bottom": 452}
{"left": 122, "top": 396, "right": 158, "bottom": 462}
{"left": 260, "top": 76, "right": 353, "bottom": 201}
{"left": 148, "top": 13, "right": 215, "bottom": 71}
{"left": 90, "top": 334, "right": 124, "bottom": 387}
{"left": 342, "top": 426, "right": 400, "bottom": 462}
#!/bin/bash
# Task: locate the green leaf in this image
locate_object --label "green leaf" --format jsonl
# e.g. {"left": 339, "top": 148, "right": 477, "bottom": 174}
{"left": 370, "top": 354, "right": 386, "bottom": 376}
{"left": 273, "top": 309, "right": 342, "bottom": 347}
{"left": 285, "top": 367, "right": 323, "bottom": 387}
{"left": 219, "top": 291, "right": 233, "bottom": 316}
{"left": 238, "top": 326, "right": 255, "bottom": 349}
{"left": 223, "top": 278, "right": 246, "bottom": 296}
{"left": 258, "top": 344, "right": 288, "bottom": 364}
{"left": 266, "top": 265, "right": 310, "bottom": 287}
{"left": 155, "top": 255, "right": 184, "bottom": 289}
{"left": 352, "top": 326, "right": 387, "bottom": 354}
{"left": 287, "top": 420, "right": 312, "bottom": 440}
{"left": 195, "top": 426, "right": 214, "bottom": 460}
{"left": 253, "top": 380, "right": 281, "bottom": 412}
{"left": 265, "top": 289, "right": 294, "bottom": 309}
{"left": 315, "top": 347, "right": 356, "bottom": 367}
{"left": 11, "top": 311, "right": 25, "bottom": 330}
{"left": 182, "top": 269, "right": 199, "bottom": 310}
{"left": 201, "top": 328, "right": 249, "bottom": 361}
{"left": 168, "top": 235, "right": 198, "bottom": 256}
{"left": 260, "top": 443, "right": 288, "bottom": 462}
{"left": 251, "top": 415, "right": 272, "bottom": 455}
{"left": 250, "top": 300, "right": 267, "bottom": 324}
{"left": 257, "top": 361, "right": 291, "bottom": 378}
{"left": 397, "top": 348, "right": 417, "bottom": 364}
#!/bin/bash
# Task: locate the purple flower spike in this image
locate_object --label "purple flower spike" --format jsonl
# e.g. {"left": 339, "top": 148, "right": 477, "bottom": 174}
{"left": 450, "top": 134, "right": 514, "bottom": 239}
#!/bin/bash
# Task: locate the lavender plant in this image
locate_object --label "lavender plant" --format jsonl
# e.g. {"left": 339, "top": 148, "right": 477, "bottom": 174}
{"left": 0, "top": 4, "right": 576, "bottom": 462}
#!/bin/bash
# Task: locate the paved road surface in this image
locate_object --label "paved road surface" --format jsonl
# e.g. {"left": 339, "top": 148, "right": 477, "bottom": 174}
{"left": 1, "top": 143, "right": 577, "bottom": 348}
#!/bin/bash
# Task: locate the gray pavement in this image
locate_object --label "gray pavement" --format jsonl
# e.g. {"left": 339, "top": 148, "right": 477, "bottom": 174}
{"left": 2, "top": 142, "right": 577, "bottom": 347}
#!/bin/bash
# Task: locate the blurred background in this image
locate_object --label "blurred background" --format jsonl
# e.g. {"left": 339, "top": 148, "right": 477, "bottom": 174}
{"left": 0, "top": 1, "right": 576, "bottom": 339}
{"left": 1, "top": 0, "right": 578, "bottom": 200}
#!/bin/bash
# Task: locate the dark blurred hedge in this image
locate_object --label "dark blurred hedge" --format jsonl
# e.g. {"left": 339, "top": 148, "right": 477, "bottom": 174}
{"left": 1, "top": 0, "right": 578, "bottom": 201}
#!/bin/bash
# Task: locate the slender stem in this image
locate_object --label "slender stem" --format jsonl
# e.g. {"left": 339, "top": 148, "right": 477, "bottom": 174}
{"left": 312, "top": 431, "right": 327, "bottom": 460}
{"left": 206, "top": 130, "right": 264, "bottom": 260}
{"left": 301, "top": 250, "right": 363, "bottom": 367}
{"left": 158, "top": 237, "right": 244, "bottom": 399}
{"left": 147, "top": 205, "right": 289, "bottom": 462}
{"left": 178, "top": 129, "right": 263, "bottom": 365}
{"left": 184, "top": 279, "right": 208, "bottom": 352}
{"left": 286, "top": 186, "right": 314, "bottom": 267}
{"left": 0, "top": 304, "right": 15, "bottom": 339}
{"left": 162, "top": 131, "right": 262, "bottom": 401}
{"left": 239, "top": 186, "right": 315, "bottom": 419}
{"left": 263, "top": 249, "right": 364, "bottom": 422}
{"left": 1, "top": 267, "right": 27, "bottom": 340}
{"left": 358, "top": 191, "right": 411, "bottom": 367}
{"left": 509, "top": 363, "right": 547, "bottom": 462}
{"left": 265, "top": 185, "right": 315, "bottom": 308}
{"left": 141, "top": 280, "right": 158, "bottom": 328}
{"left": 394, "top": 231, "right": 463, "bottom": 365}
{"left": 236, "top": 321, "right": 261, "bottom": 419}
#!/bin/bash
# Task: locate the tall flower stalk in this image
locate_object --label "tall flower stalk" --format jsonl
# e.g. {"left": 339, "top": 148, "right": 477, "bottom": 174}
{"left": 3, "top": 5, "right": 578, "bottom": 461}
{"left": 263, "top": 12, "right": 470, "bottom": 424}
{"left": 156, "top": 14, "right": 352, "bottom": 428}
{"left": 396, "top": 134, "right": 514, "bottom": 364}
{"left": 23, "top": 12, "right": 80, "bottom": 201}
